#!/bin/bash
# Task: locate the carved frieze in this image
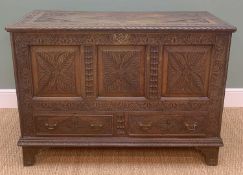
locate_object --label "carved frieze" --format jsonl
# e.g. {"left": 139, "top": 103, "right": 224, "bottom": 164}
{"left": 32, "top": 99, "right": 209, "bottom": 112}
{"left": 13, "top": 32, "right": 216, "bottom": 46}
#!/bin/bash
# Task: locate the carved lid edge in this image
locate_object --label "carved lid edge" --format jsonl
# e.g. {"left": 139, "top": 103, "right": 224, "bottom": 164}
{"left": 5, "top": 10, "right": 237, "bottom": 33}
{"left": 5, "top": 26, "right": 237, "bottom": 33}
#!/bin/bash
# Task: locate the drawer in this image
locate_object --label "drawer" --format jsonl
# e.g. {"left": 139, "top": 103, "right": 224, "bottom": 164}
{"left": 35, "top": 114, "right": 113, "bottom": 136}
{"left": 128, "top": 113, "right": 207, "bottom": 137}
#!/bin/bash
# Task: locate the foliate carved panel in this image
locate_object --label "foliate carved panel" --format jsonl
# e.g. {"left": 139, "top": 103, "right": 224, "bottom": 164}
{"left": 98, "top": 46, "right": 145, "bottom": 97}
{"left": 162, "top": 46, "right": 212, "bottom": 97}
{"left": 31, "top": 46, "right": 82, "bottom": 97}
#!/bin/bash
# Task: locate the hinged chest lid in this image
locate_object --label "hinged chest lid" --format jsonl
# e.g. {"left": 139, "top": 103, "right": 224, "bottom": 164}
{"left": 6, "top": 10, "right": 236, "bottom": 32}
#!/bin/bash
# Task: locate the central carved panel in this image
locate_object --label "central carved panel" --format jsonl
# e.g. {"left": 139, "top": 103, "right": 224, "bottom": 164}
{"left": 98, "top": 46, "right": 145, "bottom": 97}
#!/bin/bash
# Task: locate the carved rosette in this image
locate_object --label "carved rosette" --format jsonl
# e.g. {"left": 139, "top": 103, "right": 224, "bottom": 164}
{"left": 113, "top": 33, "right": 129, "bottom": 44}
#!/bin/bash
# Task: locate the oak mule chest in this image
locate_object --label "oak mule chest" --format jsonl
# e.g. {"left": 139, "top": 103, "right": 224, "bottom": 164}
{"left": 6, "top": 10, "right": 236, "bottom": 166}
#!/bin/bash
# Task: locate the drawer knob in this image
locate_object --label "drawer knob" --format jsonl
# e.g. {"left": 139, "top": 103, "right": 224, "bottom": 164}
{"left": 138, "top": 122, "right": 152, "bottom": 131}
{"left": 184, "top": 122, "right": 198, "bottom": 131}
{"left": 44, "top": 123, "right": 57, "bottom": 130}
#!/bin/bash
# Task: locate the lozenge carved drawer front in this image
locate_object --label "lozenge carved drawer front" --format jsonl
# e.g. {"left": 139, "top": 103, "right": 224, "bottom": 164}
{"left": 127, "top": 113, "right": 207, "bottom": 137}
{"left": 35, "top": 114, "right": 113, "bottom": 136}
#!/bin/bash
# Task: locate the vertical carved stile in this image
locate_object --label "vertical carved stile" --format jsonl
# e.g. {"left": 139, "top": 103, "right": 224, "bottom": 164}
{"left": 84, "top": 46, "right": 95, "bottom": 97}
{"left": 209, "top": 34, "right": 230, "bottom": 98}
{"left": 14, "top": 35, "right": 34, "bottom": 136}
{"left": 149, "top": 46, "right": 160, "bottom": 98}
{"left": 208, "top": 34, "right": 231, "bottom": 135}
{"left": 116, "top": 114, "right": 126, "bottom": 135}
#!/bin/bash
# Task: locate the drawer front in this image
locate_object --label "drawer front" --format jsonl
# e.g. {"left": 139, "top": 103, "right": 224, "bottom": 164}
{"left": 128, "top": 113, "right": 206, "bottom": 137}
{"left": 35, "top": 114, "right": 113, "bottom": 136}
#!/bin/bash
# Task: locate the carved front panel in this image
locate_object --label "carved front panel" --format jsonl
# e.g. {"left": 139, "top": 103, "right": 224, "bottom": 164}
{"left": 162, "top": 46, "right": 212, "bottom": 97}
{"left": 31, "top": 46, "right": 82, "bottom": 97}
{"left": 98, "top": 46, "right": 145, "bottom": 97}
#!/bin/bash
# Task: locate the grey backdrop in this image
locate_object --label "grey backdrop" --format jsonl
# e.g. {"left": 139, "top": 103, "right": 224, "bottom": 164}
{"left": 0, "top": 0, "right": 241, "bottom": 88}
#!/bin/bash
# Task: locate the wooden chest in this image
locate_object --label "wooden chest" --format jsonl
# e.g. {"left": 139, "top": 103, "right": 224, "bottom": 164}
{"left": 6, "top": 10, "right": 236, "bottom": 166}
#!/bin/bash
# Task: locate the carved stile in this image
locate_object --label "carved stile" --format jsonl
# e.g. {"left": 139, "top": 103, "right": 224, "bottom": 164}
{"left": 149, "top": 46, "right": 160, "bottom": 98}
{"left": 84, "top": 46, "right": 95, "bottom": 97}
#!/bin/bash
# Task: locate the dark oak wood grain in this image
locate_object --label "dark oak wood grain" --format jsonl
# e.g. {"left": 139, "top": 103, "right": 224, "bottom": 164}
{"left": 6, "top": 10, "right": 236, "bottom": 166}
